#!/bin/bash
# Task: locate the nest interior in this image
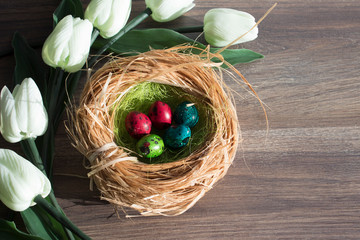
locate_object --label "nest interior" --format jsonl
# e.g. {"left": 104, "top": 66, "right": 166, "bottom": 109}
{"left": 113, "top": 81, "right": 215, "bottom": 164}
{"left": 67, "top": 47, "right": 239, "bottom": 216}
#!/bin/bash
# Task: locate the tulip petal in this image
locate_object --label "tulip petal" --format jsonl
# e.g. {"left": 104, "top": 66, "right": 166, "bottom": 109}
{"left": 204, "top": 8, "right": 258, "bottom": 47}
{"left": 12, "top": 84, "right": 20, "bottom": 98}
{"left": 162, "top": 2, "right": 195, "bottom": 22}
{"left": 42, "top": 15, "right": 73, "bottom": 68}
{"left": 66, "top": 18, "right": 93, "bottom": 72}
{"left": 85, "top": 0, "right": 112, "bottom": 27}
{"left": 42, "top": 15, "right": 92, "bottom": 72}
{"left": 0, "top": 86, "right": 22, "bottom": 143}
{"left": 146, "top": 0, "right": 195, "bottom": 22}
{"left": 0, "top": 149, "right": 51, "bottom": 212}
{"left": 98, "top": 0, "right": 131, "bottom": 38}
{"left": 13, "top": 78, "right": 48, "bottom": 138}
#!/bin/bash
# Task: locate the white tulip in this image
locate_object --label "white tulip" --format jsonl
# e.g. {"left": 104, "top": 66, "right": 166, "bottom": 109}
{"left": 0, "top": 78, "right": 48, "bottom": 143}
{"left": 145, "top": 0, "right": 195, "bottom": 22}
{"left": 42, "top": 15, "right": 93, "bottom": 73}
{"left": 85, "top": 0, "right": 131, "bottom": 39}
{"left": 0, "top": 149, "right": 51, "bottom": 212}
{"left": 204, "top": 8, "right": 258, "bottom": 47}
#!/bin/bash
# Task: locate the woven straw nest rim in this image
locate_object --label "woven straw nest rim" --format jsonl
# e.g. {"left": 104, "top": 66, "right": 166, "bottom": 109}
{"left": 66, "top": 46, "right": 245, "bottom": 216}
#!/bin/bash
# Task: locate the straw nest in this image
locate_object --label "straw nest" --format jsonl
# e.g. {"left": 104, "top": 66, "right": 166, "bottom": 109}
{"left": 66, "top": 46, "right": 240, "bottom": 216}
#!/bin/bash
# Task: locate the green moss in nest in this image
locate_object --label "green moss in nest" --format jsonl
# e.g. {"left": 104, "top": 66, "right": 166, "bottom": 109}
{"left": 113, "top": 82, "right": 215, "bottom": 164}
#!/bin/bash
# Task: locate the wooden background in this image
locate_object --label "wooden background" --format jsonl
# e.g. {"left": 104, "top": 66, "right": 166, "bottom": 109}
{"left": 1, "top": 0, "right": 360, "bottom": 239}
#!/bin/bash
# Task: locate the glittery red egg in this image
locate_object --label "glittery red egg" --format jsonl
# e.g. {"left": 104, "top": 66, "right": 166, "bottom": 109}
{"left": 148, "top": 101, "right": 172, "bottom": 130}
{"left": 125, "top": 111, "right": 152, "bottom": 139}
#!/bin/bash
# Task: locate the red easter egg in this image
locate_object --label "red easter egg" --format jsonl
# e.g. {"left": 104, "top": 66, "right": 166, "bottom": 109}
{"left": 148, "top": 101, "right": 172, "bottom": 129}
{"left": 125, "top": 111, "right": 152, "bottom": 139}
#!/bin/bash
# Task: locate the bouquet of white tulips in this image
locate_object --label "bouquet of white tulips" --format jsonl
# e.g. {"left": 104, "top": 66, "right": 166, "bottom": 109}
{"left": 0, "top": 0, "right": 275, "bottom": 239}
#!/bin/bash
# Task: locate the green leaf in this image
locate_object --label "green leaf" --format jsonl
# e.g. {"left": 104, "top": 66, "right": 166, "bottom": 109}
{"left": 54, "top": 71, "right": 81, "bottom": 127}
{"left": 0, "top": 219, "right": 44, "bottom": 240}
{"left": 210, "top": 48, "right": 264, "bottom": 67}
{"left": 12, "top": 32, "right": 47, "bottom": 96}
{"left": 21, "top": 204, "right": 68, "bottom": 240}
{"left": 93, "top": 28, "right": 203, "bottom": 54}
{"left": 92, "top": 28, "right": 264, "bottom": 66}
{"left": 37, "top": 118, "right": 55, "bottom": 178}
{"left": 53, "top": 0, "right": 84, "bottom": 27}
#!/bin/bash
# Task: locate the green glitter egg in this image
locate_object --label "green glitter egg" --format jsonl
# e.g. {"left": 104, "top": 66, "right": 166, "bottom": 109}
{"left": 136, "top": 134, "right": 164, "bottom": 158}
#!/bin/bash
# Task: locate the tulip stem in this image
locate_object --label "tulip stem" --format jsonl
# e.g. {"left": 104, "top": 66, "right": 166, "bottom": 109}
{"left": 23, "top": 138, "right": 45, "bottom": 173}
{"left": 88, "top": 8, "right": 152, "bottom": 67}
{"left": 91, "top": 29, "right": 100, "bottom": 45}
{"left": 41, "top": 67, "right": 64, "bottom": 177}
{"left": 172, "top": 25, "right": 203, "bottom": 33}
{"left": 48, "top": 192, "right": 76, "bottom": 240}
{"left": 23, "top": 138, "right": 76, "bottom": 240}
{"left": 34, "top": 195, "right": 91, "bottom": 240}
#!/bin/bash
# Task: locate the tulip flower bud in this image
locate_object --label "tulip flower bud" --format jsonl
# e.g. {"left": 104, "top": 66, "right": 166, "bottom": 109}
{"left": 42, "top": 15, "right": 93, "bottom": 73}
{"left": 85, "top": 0, "right": 131, "bottom": 39}
{"left": 0, "top": 78, "right": 48, "bottom": 143}
{"left": 145, "top": 0, "right": 195, "bottom": 22}
{"left": 204, "top": 8, "right": 258, "bottom": 47}
{"left": 0, "top": 149, "right": 51, "bottom": 212}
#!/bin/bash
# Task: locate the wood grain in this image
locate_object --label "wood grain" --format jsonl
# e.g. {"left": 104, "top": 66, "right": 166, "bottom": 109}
{"left": 1, "top": 0, "right": 360, "bottom": 239}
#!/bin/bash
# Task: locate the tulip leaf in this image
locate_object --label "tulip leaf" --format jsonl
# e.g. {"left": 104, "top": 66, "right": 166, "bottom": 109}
{"left": 21, "top": 204, "right": 77, "bottom": 240}
{"left": 92, "top": 28, "right": 264, "bottom": 67}
{"left": 93, "top": 28, "right": 203, "bottom": 54}
{"left": 53, "top": 0, "right": 84, "bottom": 27}
{"left": 0, "top": 219, "right": 43, "bottom": 240}
{"left": 211, "top": 48, "right": 264, "bottom": 66}
{"left": 12, "top": 32, "right": 47, "bottom": 96}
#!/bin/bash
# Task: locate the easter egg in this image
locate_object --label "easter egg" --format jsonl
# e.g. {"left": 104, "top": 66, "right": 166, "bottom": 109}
{"left": 125, "top": 111, "right": 151, "bottom": 139}
{"left": 174, "top": 101, "right": 199, "bottom": 128}
{"left": 148, "top": 101, "right": 172, "bottom": 130}
{"left": 136, "top": 134, "right": 164, "bottom": 158}
{"left": 164, "top": 124, "right": 191, "bottom": 148}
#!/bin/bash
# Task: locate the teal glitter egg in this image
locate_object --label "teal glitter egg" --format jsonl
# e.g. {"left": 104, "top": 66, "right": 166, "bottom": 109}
{"left": 136, "top": 134, "right": 164, "bottom": 158}
{"left": 164, "top": 124, "right": 191, "bottom": 148}
{"left": 174, "top": 101, "right": 199, "bottom": 128}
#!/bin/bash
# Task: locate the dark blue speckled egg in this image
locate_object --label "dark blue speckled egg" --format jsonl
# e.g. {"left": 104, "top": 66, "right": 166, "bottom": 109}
{"left": 174, "top": 101, "right": 199, "bottom": 128}
{"left": 164, "top": 125, "right": 191, "bottom": 148}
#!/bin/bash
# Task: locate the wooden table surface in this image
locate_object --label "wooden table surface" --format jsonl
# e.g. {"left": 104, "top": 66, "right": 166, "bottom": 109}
{"left": 1, "top": 0, "right": 360, "bottom": 239}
